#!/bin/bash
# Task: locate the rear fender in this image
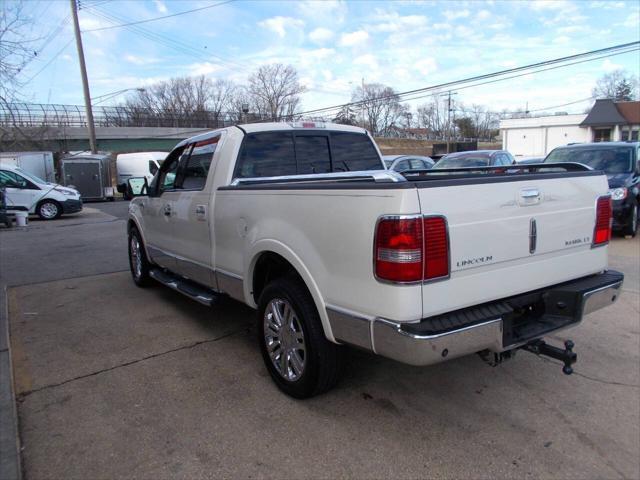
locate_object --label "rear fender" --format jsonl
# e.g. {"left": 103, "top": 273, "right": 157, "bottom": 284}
{"left": 246, "top": 239, "right": 335, "bottom": 343}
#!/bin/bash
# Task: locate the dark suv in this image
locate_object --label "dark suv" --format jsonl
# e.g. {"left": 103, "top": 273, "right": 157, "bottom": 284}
{"left": 544, "top": 142, "right": 640, "bottom": 237}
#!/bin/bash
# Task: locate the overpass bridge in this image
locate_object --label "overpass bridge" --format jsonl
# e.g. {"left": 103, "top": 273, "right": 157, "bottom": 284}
{"left": 0, "top": 103, "right": 245, "bottom": 153}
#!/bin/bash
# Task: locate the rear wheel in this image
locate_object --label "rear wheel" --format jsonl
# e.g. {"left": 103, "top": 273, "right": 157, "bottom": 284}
{"left": 37, "top": 199, "right": 61, "bottom": 220}
{"left": 128, "top": 227, "right": 152, "bottom": 287}
{"left": 622, "top": 203, "right": 638, "bottom": 237}
{"left": 257, "top": 276, "right": 343, "bottom": 398}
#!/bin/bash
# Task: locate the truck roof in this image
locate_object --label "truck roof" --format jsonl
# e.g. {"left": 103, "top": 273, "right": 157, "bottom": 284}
{"left": 175, "top": 122, "right": 368, "bottom": 149}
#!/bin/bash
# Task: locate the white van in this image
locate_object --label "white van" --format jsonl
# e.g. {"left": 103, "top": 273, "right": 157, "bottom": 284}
{"left": 116, "top": 152, "right": 167, "bottom": 197}
{"left": 0, "top": 151, "right": 56, "bottom": 183}
{"left": 0, "top": 164, "right": 82, "bottom": 219}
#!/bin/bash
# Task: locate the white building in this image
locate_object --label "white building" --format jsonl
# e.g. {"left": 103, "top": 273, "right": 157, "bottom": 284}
{"left": 500, "top": 99, "right": 640, "bottom": 158}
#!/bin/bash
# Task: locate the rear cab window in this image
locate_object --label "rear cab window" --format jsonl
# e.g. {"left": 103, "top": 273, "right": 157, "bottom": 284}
{"left": 234, "top": 130, "right": 382, "bottom": 179}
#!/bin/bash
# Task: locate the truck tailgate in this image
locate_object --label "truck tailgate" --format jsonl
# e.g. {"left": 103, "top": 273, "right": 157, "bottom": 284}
{"left": 417, "top": 174, "right": 610, "bottom": 318}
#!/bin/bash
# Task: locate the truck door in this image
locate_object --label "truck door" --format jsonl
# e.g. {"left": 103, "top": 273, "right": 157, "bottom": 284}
{"left": 168, "top": 135, "right": 220, "bottom": 288}
{"left": 0, "top": 169, "right": 42, "bottom": 212}
{"left": 140, "top": 147, "right": 190, "bottom": 271}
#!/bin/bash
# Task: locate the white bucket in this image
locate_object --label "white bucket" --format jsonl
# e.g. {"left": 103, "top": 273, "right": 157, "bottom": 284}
{"left": 15, "top": 211, "right": 28, "bottom": 227}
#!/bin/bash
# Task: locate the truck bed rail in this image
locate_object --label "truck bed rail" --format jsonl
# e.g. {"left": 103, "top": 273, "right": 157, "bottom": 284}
{"left": 230, "top": 170, "right": 406, "bottom": 186}
{"left": 402, "top": 162, "right": 592, "bottom": 179}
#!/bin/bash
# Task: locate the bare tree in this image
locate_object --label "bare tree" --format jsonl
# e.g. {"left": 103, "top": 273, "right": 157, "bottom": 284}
{"left": 416, "top": 96, "right": 449, "bottom": 138}
{"left": 209, "top": 79, "right": 236, "bottom": 121}
{"left": 1, "top": 1, "right": 38, "bottom": 105}
{"left": 351, "top": 83, "right": 403, "bottom": 135}
{"left": 592, "top": 70, "right": 639, "bottom": 101}
{"left": 247, "top": 64, "right": 306, "bottom": 121}
{"left": 123, "top": 75, "right": 240, "bottom": 127}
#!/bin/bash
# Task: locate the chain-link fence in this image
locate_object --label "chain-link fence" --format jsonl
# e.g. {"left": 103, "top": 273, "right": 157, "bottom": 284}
{"left": 0, "top": 103, "right": 251, "bottom": 129}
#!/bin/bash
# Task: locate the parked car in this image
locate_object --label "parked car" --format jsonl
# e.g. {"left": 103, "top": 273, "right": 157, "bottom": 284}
{"left": 544, "top": 141, "right": 639, "bottom": 237}
{"left": 125, "top": 122, "right": 623, "bottom": 398}
{"left": 0, "top": 164, "right": 82, "bottom": 219}
{"left": 116, "top": 152, "right": 167, "bottom": 199}
{"left": 433, "top": 150, "right": 516, "bottom": 169}
{"left": 383, "top": 155, "right": 434, "bottom": 172}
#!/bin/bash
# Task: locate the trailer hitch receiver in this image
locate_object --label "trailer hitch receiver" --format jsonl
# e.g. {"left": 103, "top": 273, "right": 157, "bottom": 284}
{"left": 523, "top": 339, "right": 577, "bottom": 375}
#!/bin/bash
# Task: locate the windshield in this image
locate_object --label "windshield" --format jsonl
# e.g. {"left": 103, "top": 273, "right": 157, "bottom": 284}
{"left": 545, "top": 147, "right": 633, "bottom": 173}
{"left": 15, "top": 168, "right": 48, "bottom": 185}
{"left": 433, "top": 156, "right": 490, "bottom": 169}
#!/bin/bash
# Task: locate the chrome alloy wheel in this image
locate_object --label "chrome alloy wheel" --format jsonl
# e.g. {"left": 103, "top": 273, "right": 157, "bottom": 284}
{"left": 264, "top": 298, "right": 306, "bottom": 381}
{"left": 130, "top": 236, "right": 143, "bottom": 279}
{"left": 40, "top": 202, "right": 59, "bottom": 219}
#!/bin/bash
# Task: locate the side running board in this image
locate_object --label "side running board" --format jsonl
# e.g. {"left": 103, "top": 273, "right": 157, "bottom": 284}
{"left": 149, "top": 268, "right": 219, "bottom": 306}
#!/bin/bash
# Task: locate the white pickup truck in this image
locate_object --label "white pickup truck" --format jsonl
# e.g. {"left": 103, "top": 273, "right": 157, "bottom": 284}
{"left": 126, "top": 122, "right": 624, "bottom": 398}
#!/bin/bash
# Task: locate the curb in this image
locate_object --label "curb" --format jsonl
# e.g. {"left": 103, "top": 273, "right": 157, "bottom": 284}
{"left": 0, "top": 285, "right": 22, "bottom": 480}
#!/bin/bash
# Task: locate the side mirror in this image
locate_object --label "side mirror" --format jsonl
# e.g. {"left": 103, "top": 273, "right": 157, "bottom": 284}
{"left": 127, "top": 177, "right": 148, "bottom": 197}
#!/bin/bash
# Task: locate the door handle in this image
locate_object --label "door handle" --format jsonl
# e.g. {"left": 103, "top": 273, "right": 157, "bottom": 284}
{"left": 163, "top": 204, "right": 171, "bottom": 216}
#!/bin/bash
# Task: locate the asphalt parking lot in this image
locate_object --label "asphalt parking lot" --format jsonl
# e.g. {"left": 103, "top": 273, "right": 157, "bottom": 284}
{"left": 1, "top": 203, "right": 639, "bottom": 479}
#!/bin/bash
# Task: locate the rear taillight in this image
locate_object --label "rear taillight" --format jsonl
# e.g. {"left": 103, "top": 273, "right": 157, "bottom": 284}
{"left": 375, "top": 216, "right": 423, "bottom": 282}
{"left": 592, "top": 196, "right": 612, "bottom": 247}
{"left": 423, "top": 216, "right": 449, "bottom": 281}
{"left": 375, "top": 215, "right": 450, "bottom": 283}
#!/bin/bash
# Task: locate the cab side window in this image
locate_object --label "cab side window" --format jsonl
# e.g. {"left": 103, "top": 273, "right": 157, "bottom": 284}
{"left": 178, "top": 136, "right": 219, "bottom": 190}
{"left": 236, "top": 132, "right": 296, "bottom": 178}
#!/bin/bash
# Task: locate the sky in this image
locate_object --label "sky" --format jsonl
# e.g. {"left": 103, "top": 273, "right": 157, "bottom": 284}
{"left": 15, "top": 0, "right": 640, "bottom": 116}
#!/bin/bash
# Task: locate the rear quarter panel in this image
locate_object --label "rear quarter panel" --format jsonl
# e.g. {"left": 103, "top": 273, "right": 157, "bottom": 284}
{"left": 214, "top": 186, "right": 423, "bottom": 340}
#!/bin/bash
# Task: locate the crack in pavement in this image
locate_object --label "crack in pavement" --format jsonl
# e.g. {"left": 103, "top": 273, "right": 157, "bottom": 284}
{"left": 534, "top": 355, "right": 640, "bottom": 388}
{"left": 17, "top": 328, "right": 247, "bottom": 400}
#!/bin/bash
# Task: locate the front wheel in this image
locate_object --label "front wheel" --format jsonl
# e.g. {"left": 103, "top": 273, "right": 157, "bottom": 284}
{"left": 128, "top": 227, "right": 152, "bottom": 287}
{"left": 622, "top": 203, "right": 638, "bottom": 237}
{"left": 37, "top": 199, "right": 61, "bottom": 220}
{"left": 257, "top": 276, "right": 344, "bottom": 398}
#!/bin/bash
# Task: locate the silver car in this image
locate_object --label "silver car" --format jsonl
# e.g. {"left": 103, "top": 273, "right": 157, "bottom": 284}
{"left": 383, "top": 155, "right": 435, "bottom": 172}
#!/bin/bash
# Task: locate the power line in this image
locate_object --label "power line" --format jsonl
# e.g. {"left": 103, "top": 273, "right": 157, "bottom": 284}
{"left": 82, "top": 0, "right": 236, "bottom": 32}
{"left": 293, "top": 41, "right": 640, "bottom": 117}
{"left": 394, "top": 47, "right": 638, "bottom": 106}
{"left": 83, "top": 5, "right": 252, "bottom": 72}
{"left": 23, "top": 38, "right": 75, "bottom": 84}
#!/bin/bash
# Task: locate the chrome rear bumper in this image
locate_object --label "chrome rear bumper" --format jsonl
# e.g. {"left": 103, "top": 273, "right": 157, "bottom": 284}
{"left": 329, "top": 270, "right": 624, "bottom": 367}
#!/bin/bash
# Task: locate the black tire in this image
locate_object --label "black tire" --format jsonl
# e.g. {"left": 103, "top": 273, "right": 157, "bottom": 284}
{"left": 128, "top": 227, "right": 152, "bottom": 287}
{"left": 622, "top": 202, "right": 638, "bottom": 237}
{"left": 36, "top": 199, "right": 62, "bottom": 220}
{"left": 257, "top": 276, "right": 344, "bottom": 398}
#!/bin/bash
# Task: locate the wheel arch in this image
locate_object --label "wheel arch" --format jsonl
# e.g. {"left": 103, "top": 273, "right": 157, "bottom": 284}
{"left": 36, "top": 197, "right": 62, "bottom": 217}
{"left": 247, "top": 242, "right": 335, "bottom": 342}
{"left": 127, "top": 217, "right": 153, "bottom": 262}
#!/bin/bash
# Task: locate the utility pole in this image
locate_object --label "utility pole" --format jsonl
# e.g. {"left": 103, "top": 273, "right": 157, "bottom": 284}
{"left": 446, "top": 91, "right": 452, "bottom": 153}
{"left": 361, "top": 77, "right": 366, "bottom": 130}
{"left": 70, "top": 0, "right": 97, "bottom": 153}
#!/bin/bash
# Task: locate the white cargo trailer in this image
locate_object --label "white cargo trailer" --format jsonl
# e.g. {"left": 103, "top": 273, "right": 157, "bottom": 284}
{"left": 0, "top": 151, "right": 56, "bottom": 183}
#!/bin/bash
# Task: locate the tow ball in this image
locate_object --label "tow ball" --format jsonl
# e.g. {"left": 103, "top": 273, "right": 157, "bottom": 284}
{"left": 523, "top": 339, "right": 577, "bottom": 375}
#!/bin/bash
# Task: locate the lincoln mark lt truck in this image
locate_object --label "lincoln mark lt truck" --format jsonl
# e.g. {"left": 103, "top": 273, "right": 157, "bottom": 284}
{"left": 125, "top": 122, "right": 624, "bottom": 398}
